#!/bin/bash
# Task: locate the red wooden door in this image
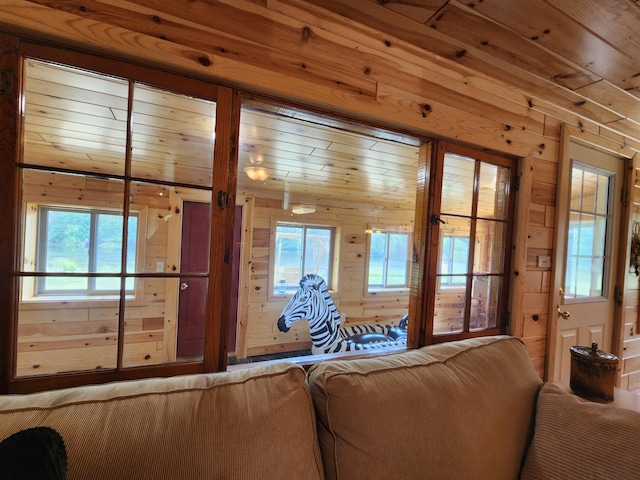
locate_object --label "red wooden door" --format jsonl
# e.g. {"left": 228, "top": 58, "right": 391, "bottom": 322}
{"left": 177, "top": 201, "right": 210, "bottom": 357}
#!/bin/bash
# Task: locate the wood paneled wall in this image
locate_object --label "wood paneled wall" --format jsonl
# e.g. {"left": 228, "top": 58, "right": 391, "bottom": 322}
{"left": 622, "top": 167, "right": 640, "bottom": 391}
{"left": 2, "top": 0, "right": 640, "bottom": 382}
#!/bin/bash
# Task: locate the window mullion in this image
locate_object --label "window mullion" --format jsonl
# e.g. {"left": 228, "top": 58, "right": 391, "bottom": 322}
{"left": 115, "top": 79, "right": 135, "bottom": 371}
{"left": 88, "top": 211, "right": 98, "bottom": 294}
{"left": 301, "top": 226, "right": 308, "bottom": 276}
{"left": 464, "top": 161, "right": 481, "bottom": 333}
{"left": 383, "top": 233, "right": 390, "bottom": 288}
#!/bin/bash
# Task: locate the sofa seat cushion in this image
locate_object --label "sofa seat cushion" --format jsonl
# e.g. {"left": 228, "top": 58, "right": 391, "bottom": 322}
{"left": 308, "top": 336, "right": 541, "bottom": 480}
{"left": 0, "top": 363, "right": 324, "bottom": 480}
{"left": 520, "top": 382, "right": 640, "bottom": 480}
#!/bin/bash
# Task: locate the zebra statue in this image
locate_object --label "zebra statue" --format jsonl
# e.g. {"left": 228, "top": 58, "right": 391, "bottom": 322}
{"left": 277, "top": 274, "right": 408, "bottom": 355}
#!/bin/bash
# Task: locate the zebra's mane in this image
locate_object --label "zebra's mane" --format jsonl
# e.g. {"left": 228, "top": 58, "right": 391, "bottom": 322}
{"left": 299, "top": 274, "right": 340, "bottom": 326}
{"left": 299, "top": 273, "right": 326, "bottom": 290}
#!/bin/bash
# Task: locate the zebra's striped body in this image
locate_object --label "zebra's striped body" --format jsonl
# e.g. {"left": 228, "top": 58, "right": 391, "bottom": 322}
{"left": 277, "top": 274, "right": 407, "bottom": 355}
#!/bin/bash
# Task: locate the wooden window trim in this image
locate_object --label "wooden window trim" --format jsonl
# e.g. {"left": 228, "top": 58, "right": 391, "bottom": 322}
{"left": 0, "top": 38, "right": 238, "bottom": 393}
{"left": 422, "top": 141, "right": 517, "bottom": 346}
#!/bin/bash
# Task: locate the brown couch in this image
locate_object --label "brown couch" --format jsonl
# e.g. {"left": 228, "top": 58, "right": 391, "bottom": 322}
{"left": 1, "top": 336, "right": 638, "bottom": 479}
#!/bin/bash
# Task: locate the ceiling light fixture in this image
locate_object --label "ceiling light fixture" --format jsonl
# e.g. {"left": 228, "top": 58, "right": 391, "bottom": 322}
{"left": 291, "top": 205, "right": 316, "bottom": 215}
{"left": 244, "top": 165, "right": 269, "bottom": 181}
{"left": 244, "top": 150, "right": 269, "bottom": 181}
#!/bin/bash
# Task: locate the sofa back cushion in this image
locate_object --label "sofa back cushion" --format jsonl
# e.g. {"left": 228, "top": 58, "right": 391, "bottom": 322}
{"left": 308, "top": 336, "right": 541, "bottom": 480}
{"left": 0, "top": 363, "right": 324, "bottom": 480}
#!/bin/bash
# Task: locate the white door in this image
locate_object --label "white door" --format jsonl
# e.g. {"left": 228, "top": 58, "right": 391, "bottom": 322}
{"left": 552, "top": 142, "right": 624, "bottom": 383}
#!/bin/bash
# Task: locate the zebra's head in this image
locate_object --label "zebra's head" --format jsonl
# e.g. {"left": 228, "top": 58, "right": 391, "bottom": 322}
{"left": 277, "top": 274, "right": 330, "bottom": 333}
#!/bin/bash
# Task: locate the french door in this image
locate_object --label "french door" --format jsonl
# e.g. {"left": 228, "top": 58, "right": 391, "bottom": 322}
{"left": 550, "top": 141, "right": 625, "bottom": 382}
{"left": 423, "top": 142, "right": 516, "bottom": 344}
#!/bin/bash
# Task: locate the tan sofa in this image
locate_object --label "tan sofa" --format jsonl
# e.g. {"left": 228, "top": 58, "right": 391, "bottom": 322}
{"left": 1, "top": 336, "right": 639, "bottom": 479}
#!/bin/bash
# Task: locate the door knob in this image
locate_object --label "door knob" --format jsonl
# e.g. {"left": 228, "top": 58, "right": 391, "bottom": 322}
{"left": 180, "top": 282, "right": 189, "bottom": 291}
{"left": 557, "top": 305, "right": 570, "bottom": 319}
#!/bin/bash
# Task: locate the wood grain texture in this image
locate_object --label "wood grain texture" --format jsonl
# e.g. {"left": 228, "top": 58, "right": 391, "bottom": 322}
{"left": 2, "top": 0, "right": 640, "bottom": 388}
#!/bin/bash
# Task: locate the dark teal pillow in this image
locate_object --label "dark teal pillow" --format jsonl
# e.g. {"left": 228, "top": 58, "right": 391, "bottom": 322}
{"left": 0, "top": 427, "right": 67, "bottom": 480}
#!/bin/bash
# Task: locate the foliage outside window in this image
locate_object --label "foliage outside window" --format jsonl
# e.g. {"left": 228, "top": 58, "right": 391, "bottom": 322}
{"left": 36, "top": 207, "right": 138, "bottom": 295}
{"left": 439, "top": 235, "right": 469, "bottom": 288}
{"left": 367, "top": 230, "right": 410, "bottom": 291}
{"left": 274, "top": 223, "right": 334, "bottom": 294}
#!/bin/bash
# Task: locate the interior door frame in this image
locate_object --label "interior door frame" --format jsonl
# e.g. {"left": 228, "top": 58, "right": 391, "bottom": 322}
{"left": 234, "top": 195, "right": 254, "bottom": 359}
{"left": 546, "top": 124, "right": 637, "bottom": 382}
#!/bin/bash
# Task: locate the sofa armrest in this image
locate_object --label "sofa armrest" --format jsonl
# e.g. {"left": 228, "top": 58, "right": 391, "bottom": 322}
{"left": 521, "top": 382, "right": 640, "bottom": 480}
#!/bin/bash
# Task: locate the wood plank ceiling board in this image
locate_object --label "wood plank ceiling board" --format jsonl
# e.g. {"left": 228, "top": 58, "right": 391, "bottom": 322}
{"left": 26, "top": 0, "right": 378, "bottom": 99}
{"left": 382, "top": 0, "right": 444, "bottom": 23}
{"left": 470, "top": 0, "right": 640, "bottom": 95}
{"left": 426, "top": 2, "right": 601, "bottom": 91}
{"left": 300, "top": 0, "right": 640, "bottom": 141}
{"left": 234, "top": 104, "right": 420, "bottom": 210}
{"left": 544, "top": 0, "right": 640, "bottom": 63}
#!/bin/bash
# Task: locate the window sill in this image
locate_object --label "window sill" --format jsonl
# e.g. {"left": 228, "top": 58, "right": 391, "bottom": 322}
{"left": 227, "top": 345, "right": 410, "bottom": 372}
{"left": 20, "top": 294, "right": 137, "bottom": 306}
{"left": 367, "top": 287, "right": 409, "bottom": 295}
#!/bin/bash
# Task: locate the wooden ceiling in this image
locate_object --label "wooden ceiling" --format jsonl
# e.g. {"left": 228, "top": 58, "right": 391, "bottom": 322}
{"left": 19, "top": 0, "right": 637, "bottom": 214}
{"left": 309, "top": 0, "right": 640, "bottom": 141}
{"left": 22, "top": 59, "right": 422, "bottom": 211}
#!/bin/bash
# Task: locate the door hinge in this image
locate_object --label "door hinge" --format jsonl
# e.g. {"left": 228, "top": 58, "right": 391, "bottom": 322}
{"left": 217, "top": 190, "right": 229, "bottom": 209}
{"left": 614, "top": 285, "right": 623, "bottom": 305}
{"left": 513, "top": 175, "right": 520, "bottom": 192}
{"left": 621, "top": 187, "right": 629, "bottom": 206}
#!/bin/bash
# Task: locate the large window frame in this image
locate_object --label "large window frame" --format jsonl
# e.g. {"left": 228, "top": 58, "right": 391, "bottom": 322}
{"left": 563, "top": 162, "right": 614, "bottom": 301}
{"left": 1, "top": 42, "right": 235, "bottom": 393}
{"left": 366, "top": 229, "right": 411, "bottom": 293}
{"left": 422, "top": 141, "right": 516, "bottom": 345}
{"left": 272, "top": 221, "right": 336, "bottom": 296}
{"left": 438, "top": 234, "right": 469, "bottom": 289}
{"left": 35, "top": 206, "right": 139, "bottom": 296}
{"left": 0, "top": 36, "right": 518, "bottom": 395}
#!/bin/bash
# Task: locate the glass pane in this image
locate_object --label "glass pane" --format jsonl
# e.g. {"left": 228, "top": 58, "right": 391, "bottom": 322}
{"left": 368, "top": 233, "right": 387, "bottom": 287}
{"left": 477, "top": 162, "right": 508, "bottom": 220}
{"left": 123, "top": 278, "right": 181, "bottom": 366}
{"left": 95, "top": 213, "right": 125, "bottom": 278}
{"left": 131, "top": 84, "right": 215, "bottom": 186}
{"left": 17, "top": 277, "right": 119, "bottom": 376}
{"left": 474, "top": 220, "right": 505, "bottom": 274}
{"left": 566, "top": 211, "right": 581, "bottom": 257}
{"left": 274, "top": 225, "right": 303, "bottom": 293}
{"left": 23, "top": 59, "right": 129, "bottom": 175}
{"left": 581, "top": 170, "right": 598, "bottom": 213}
{"left": 593, "top": 215, "right": 607, "bottom": 255}
{"left": 439, "top": 216, "right": 470, "bottom": 277}
{"left": 434, "top": 282, "right": 466, "bottom": 334}
{"left": 470, "top": 276, "right": 500, "bottom": 330}
{"left": 570, "top": 167, "right": 583, "bottom": 210}
{"left": 565, "top": 163, "right": 611, "bottom": 301}
{"left": 303, "top": 228, "right": 331, "bottom": 280}
{"left": 237, "top": 102, "right": 418, "bottom": 362}
{"left": 22, "top": 169, "right": 126, "bottom": 285}
{"left": 43, "top": 209, "right": 91, "bottom": 274}
{"left": 596, "top": 174, "right": 609, "bottom": 215}
{"left": 387, "top": 233, "right": 408, "bottom": 286}
{"left": 576, "top": 257, "right": 595, "bottom": 297}
{"left": 441, "top": 153, "right": 474, "bottom": 216}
